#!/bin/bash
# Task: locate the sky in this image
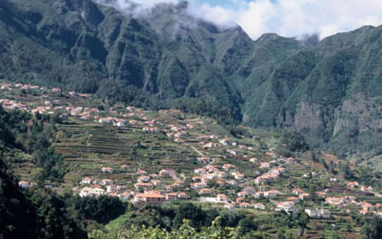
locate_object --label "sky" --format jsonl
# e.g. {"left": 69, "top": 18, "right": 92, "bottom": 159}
{"left": 97, "top": 0, "right": 382, "bottom": 40}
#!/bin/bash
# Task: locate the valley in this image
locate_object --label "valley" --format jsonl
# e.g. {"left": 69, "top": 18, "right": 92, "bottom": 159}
{"left": 1, "top": 80, "right": 382, "bottom": 238}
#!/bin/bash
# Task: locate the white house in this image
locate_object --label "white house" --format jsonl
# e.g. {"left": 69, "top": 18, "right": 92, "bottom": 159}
{"left": 305, "top": 209, "right": 331, "bottom": 219}
{"left": 18, "top": 181, "right": 30, "bottom": 188}
{"left": 79, "top": 186, "right": 106, "bottom": 197}
{"left": 80, "top": 177, "right": 92, "bottom": 185}
{"left": 254, "top": 203, "right": 265, "bottom": 210}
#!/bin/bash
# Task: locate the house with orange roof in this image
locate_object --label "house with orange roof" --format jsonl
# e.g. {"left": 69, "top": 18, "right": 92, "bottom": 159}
{"left": 293, "top": 188, "right": 304, "bottom": 196}
{"left": 159, "top": 169, "right": 171, "bottom": 177}
{"left": 134, "top": 193, "right": 166, "bottom": 205}
{"left": 118, "top": 191, "right": 131, "bottom": 200}
{"left": 347, "top": 181, "right": 359, "bottom": 189}
{"left": 164, "top": 185, "right": 175, "bottom": 192}
{"left": 222, "top": 164, "right": 236, "bottom": 171}
{"left": 215, "top": 179, "right": 226, "bottom": 186}
{"left": 134, "top": 182, "right": 153, "bottom": 189}
{"left": 224, "top": 203, "right": 235, "bottom": 210}
{"left": 178, "top": 192, "right": 189, "bottom": 199}
{"left": 237, "top": 191, "right": 248, "bottom": 197}
{"left": 138, "top": 175, "right": 150, "bottom": 183}
{"left": 255, "top": 174, "right": 272, "bottom": 185}
{"left": 236, "top": 197, "right": 245, "bottom": 204}
{"left": 151, "top": 180, "right": 162, "bottom": 186}
{"left": 80, "top": 177, "right": 92, "bottom": 185}
{"left": 199, "top": 188, "right": 212, "bottom": 195}
{"left": 101, "top": 179, "right": 114, "bottom": 186}
{"left": 137, "top": 169, "right": 148, "bottom": 175}
{"left": 101, "top": 167, "right": 114, "bottom": 173}
{"left": 358, "top": 201, "right": 374, "bottom": 212}
{"left": 287, "top": 197, "right": 300, "bottom": 203}
{"left": 316, "top": 191, "right": 327, "bottom": 198}
{"left": 194, "top": 168, "right": 206, "bottom": 175}
{"left": 240, "top": 202, "right": 251, "bottom": 208}
{"left": 232, "top": 172, "right": 244, "bottom": 180}
{"left": 165, "top": 193, "right": 178, "bottom": 201}
{"left": 217, "top": 194, "right": 229, "bottom": 203}
{"left": 264, "top": 190, "right": 280, "bottom": 198}
{"left": 121, "top": 165, "right": 129, "bottom": 170}
{"left": 325, "top": 197, "right": 343, "bottom": 205}
{"left": 255, "top": 203, "right": 265, "bottom": 210}
{"left": 106, "top": 185, "right": 117, "bottom": 193}
{"left": 299, "top": 193, "right": 311, "bottom": 201}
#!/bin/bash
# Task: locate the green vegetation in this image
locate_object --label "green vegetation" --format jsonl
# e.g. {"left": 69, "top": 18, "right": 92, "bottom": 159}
{"left": 1, "top": 0, "right": 382, "bottom": 160}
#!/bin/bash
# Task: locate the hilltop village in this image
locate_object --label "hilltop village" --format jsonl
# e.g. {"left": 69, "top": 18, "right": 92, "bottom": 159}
{"left": 1, "top": 81, "right": 382, "bottom": 223}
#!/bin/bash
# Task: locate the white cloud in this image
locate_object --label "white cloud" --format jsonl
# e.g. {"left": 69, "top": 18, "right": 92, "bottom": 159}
{"left": 194, "top": 0, "right": 382, "bottom": 39}
{"left": 93, "top": 0, "right": 382, "bottom": 40}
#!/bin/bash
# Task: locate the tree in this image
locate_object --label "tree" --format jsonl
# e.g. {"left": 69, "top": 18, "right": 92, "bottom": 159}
{"left": 297, "top": 212, "right": 310, "bottom": 236}
{"left": 173, "top": 203, "right": 206, "bottom": 229}
{"left": 279, "top": 130, "right": 309, "bottom": 152}
{"left": 238, "top": 218, "right": 257, "bottom": 235}
{"left": 361, "top": 217, "right": 382, "bottom": 239}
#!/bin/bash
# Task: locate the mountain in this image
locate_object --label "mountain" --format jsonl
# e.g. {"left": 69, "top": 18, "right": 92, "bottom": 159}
{"left": 1, "top": 0, "right": 382, "bottom": 158}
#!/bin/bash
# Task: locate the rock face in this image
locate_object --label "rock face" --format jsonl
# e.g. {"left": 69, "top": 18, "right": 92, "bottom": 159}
{"left": 1, "top": 0, "right": 382, "bottom": 155}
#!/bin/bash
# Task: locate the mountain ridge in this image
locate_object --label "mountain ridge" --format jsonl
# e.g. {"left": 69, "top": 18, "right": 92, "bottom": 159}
{"left": 1, "top": 0, "right": 382, "bottom": 158}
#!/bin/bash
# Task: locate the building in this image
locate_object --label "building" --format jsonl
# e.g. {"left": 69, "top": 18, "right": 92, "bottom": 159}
{"left": 101, "top": 179, "right": 114, "bottom": 186}
{"left": 121, "top": 165, "right": 129, "bottom": 170}
{"left": 260, "top": 162, "right": 270, "bottom": 169}
{"left": 159, "top": 169, "right": 171, "bottom": 177}
{"left": 217, "top": 194, "right": 229, "bottom": 203}
{"left": 134, "top": 183, "right": 153, "bottom": 190}
{"left": 254, "top": 203, "right": 265, "bottom": 210}
{"left": 264, "top": 190, "right": 280, "bottom": 198}
{"left": 79, "top": 186, "right": 106, "bottom": 197}
{"left": 101, "top": 167, "right": 114, "bottom": 173}
{"left": 138, "top": 175, "right": 151, "bottom": 183}
{"left": 240, "top": 202, "right": 251, "bottom": 208}
{"left": 287, "top": 197, "right": 300, "bottom": 203}
{"left": 305, "top": 209, "right": 331, "bottom": 219}
{"left": 222, "top": 164, "right": 235, "bottom": 171}
{"left": 347, "top": 181, "right": 359, "bottom": 189}
{"left": 118, "top": 191, "right": 131, "bottom": 200}
{"left": 151, "top": 180, "right": 162, "bottom": 186}
{"left": 199, "top": 188, "right": 212, "bottom": 195}
{"left": 242, "top": 187, "right": 256, "bottom": 196}
{"left": 232, "top": 172, "right": 244, "bottom": 180}
{"left": 134, "top": 193, "right": 166, "bottom": 205}
{"left": 293, "top": 188, "right": 304, "bottom": 196}
{"left": 165, "top": 193, "right": 178, "bottom": 201}
{"left": 299, "top": 193, "right": 311, "bottom": 201}
{"left": 224, "top": 203, "right": 235, "bottom": 210}
{"left": 178, "top": 192, "right": 189, "bottom": 199}
{"left": 106, "top": 185, "right": 117, "bottom": 193}
{"left": 80, "top": 177, "right": 92, "bottom": 184}
{"left": 277, "top": 201, "right": 296, "bottom": 214}
{"left": 18, "top": 181, "right": 30, "bottom": 188}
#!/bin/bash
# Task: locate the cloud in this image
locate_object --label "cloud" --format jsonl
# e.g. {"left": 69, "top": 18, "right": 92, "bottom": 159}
{"left": 93, "top": 0, "right": 382, "bottom": 40}
{"left": 195, "top": 0, "right": 382, "bottom": 40}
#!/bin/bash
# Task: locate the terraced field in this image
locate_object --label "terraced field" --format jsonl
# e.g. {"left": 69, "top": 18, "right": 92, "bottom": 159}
{"left": 54, "top": 120, "right": 207, "bottom": 188}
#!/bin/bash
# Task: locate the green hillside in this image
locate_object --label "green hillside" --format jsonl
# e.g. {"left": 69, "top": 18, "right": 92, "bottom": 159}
{"left": 1, "top": 0, "right": 382, "bottom": 159}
